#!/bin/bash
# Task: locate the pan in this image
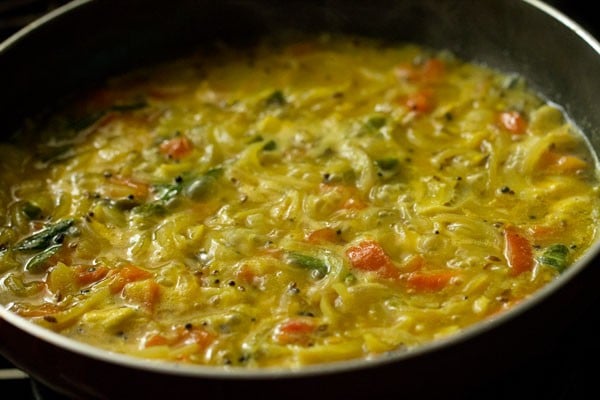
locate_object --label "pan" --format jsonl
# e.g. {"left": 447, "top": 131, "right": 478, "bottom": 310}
{"left": 1, "top": 1, "right": 599, "bottom": 399}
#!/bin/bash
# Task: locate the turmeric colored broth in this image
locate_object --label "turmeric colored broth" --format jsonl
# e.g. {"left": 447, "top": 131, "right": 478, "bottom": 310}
{"left": 1, "top": 34, "right": 599, "bottom": 368}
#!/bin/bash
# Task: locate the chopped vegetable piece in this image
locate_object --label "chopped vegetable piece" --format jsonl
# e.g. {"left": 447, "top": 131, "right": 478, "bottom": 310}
{"left": 365, "top": 116, "right": 386, "bottom": 130}
{"left": 265, "top": 90, "right": 287, "bottom": 107}
{"left": 21, "top": 202, "right": 42, "bottom": 220}
{"left": 184, "top": 168, "right": 224, "bottom": 200}
{"left": 108, "top": 175, "right": 150, "bottom": 199}
{"left": 262, "top": 140, "right": 277, "bottom": 151}
{"left": 504, "top": 226, "right": 534, "bottom": 275}
{"left": 499, "top": 110, "right": 527, "bottom": 134}
{"left": 73, "top": 265, "right": 110, "bottom": 286}
{"left": 286, "top": 252, "right": 329, "bottom": 278}
{"left": 405, "top": 89, "right": 434, "bottom": 113}
{"left": 123, "top": 280, "right": 161, "bottom": 311}
{"left": 420, "top": 58, "right": 446, "bottom": 82}
{"left": 403, "top": 270, "right": 456, "bottom": 292}
{"left": 108, "top": 264, "right": 153, "bottom": 294}
{"left": 346, "top": 240, "right": 393, "bottom": 272}
{"left": 345, "top": 240, "right": 400, "bottom": 279}
{"left": 538, "top": 150, "right": 588, "bottom": 174}
{"left": 132, "top": 202, "right": 168, "bottom": 216}
{"left": 375, "top": 158, "right": 399, "bottom": 171}
{"left": 160, "top": 135, "right": 193, "bottom": 160}
{"left": 306, "top": 228, "right": 340, "bottom": 244}
{"left": 273, "top": 318, "right": 316, "bottom": 345}
{"left": 539, "top": 244, "right": 570, "bottom": 272}
{"left": 3, "top": 274, "right": 45, "bottom": 297}
{"left": 15, "top": 219, "right": 74, "bottom": 252}
{"left": 24, "top": 244, "right": 62, "bottom": 272}
{"left": 13, "top": 303, "right": 62, "bottom": 318}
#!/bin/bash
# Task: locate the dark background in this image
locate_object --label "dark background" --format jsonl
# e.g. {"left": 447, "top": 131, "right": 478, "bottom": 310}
{"left": 0, "top": 1, "right": 598, "bottom": 43}
{"left": 548, "top": 0, "right": 599, "bottom": 39}
{"left": 1, "top": 1, "right": 599, "bottom": 399}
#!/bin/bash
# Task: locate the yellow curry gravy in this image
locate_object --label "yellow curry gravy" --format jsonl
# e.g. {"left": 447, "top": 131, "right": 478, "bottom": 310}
{"left": 0, "top": 34, "right": 599, "bottom": 368}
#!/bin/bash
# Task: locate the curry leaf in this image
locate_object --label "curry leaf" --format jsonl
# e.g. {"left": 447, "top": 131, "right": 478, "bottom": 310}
{"left": 286, "top": 252, "right": 329, "bottom": 278}
{"left": 25, "top": 244, "right": 62, "bottom": 272}
{"left": 15, "top": 219, "right": 75, "bottom": 252}
{"left": 538, "top": 244, "right": 570, "bottom": 272}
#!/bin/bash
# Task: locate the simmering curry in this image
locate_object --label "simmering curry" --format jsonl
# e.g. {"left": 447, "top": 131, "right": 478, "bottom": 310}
{"left": 1, "top": 34, "right": 598, "bottom": 368}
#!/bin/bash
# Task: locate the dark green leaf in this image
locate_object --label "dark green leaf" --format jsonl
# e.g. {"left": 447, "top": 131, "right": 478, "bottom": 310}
{"left": 21, "top": 202, "right": 42, "bottom": 220}
{"left": 247, "top": 135, "right": 264, "bottom": 144}
{"left": 365, "top": 116, "right": 386, "bottom": 130}
{"left": 375, "top": 158, "right": 399, "bottom": 171}
{"left": 184, "top": 168, "right": 224, "bottom": 201}
{"left": 132, "top": 202, "right": 167, "bottom": 217}
{"left": 25, "top": 244, "right": 62, "bottom": 272}
{"left": 153, "top": 182, "right": 184, "bottom": 202}
{"left": 265, "top": 90, "right": 286, "bottom": 107}
{"left": 262, "top": 140, "right": 277, "bottom": 151}
{"left": 286, "top": 252, "right": 329, "bottom": 278}
{"left": 111, "top": 198, "right": 141, "bottom": 211}
{"left": 15, "top": 219, "right": 75, "bottom": 252}
{"left": 539, "top": 244, "right": 570, "bottom": 272}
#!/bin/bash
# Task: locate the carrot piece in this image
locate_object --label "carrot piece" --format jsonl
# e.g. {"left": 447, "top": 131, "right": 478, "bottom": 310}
{"left": 538, "top": 150, "right": 588, "bottom": 174}
{"left": 174, "top": 326, "right": 215, "bottom": 348}
{"left": 405, "top": 89, "right": 434, "bottom": 114}
{"left": 108, "top": 175, "right": 150, "bottom": 199}
{"left": 273, "top": 318, "right": 316, "bottom": 345}
{"left": 394, "top": 62, "right": 419, "bottom": 81}
{"left": 123, "top": 280, "right": 161, "bottom": 311}
{"left": 347, "top": 244, "right": 455, "bottom": 291}
{"left": 145, "top": 333, "right": 169, "bottom": 347}
{"left": 145, "top": 325, "right": 214, "bottom": 350}
{"left": 402, "top": 270, "right": 456, "bottom": 292}
{"left": 554, "top": 154, "right": 588, "bottom": 172}
{"left": 345, "top": 240, "right": 401, "bottom": 280}
{"left": 159, "top": 135, "right": 193, "bottom": 160}
{"left": 14, "top": 303, "right": 62, "bottom": 317}
{"left": 342, "top": 197, "right": 367, "bottom": 210}
{"left": 504, "top": 226, "right": 534, "bottom": 275}
{"left": 73, "top": 265, "right": 109, "bottom": 286}
{"left": 346, "top": 240, "right": 393, "bottom": 272}
{"left": 499, "top": 111, "right": 527, "bottom": 134}
{"left": 307, "top": 227, "right": 340, "bottom": 244}
{"left": 320, "top": 184, "right": 367, "bottom": 210}
{"left": 394, "top": 58, "right": 445, "bottom": 83}
{"left": 108, "top": 264, "right": 153, "bottom": 294}
{"left": 420, "top": 58, "right": 445, "bottom": 82}
{"left": 402, "top": 254, "right": 426, "bottom": 272}
{"left": 528, "top": 224, "right": 561, "bottom": 244}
